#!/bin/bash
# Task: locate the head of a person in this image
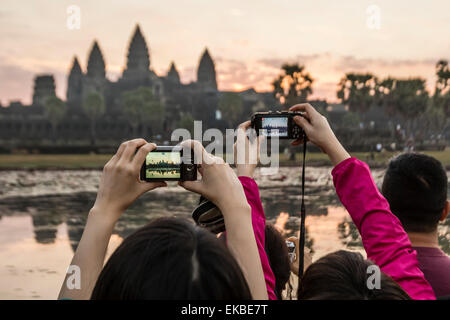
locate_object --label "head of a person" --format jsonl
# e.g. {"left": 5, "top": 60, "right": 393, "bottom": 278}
{"left": 91, "top": 217, "right": 252, "bottom": 299}
{"left": 382, "top": 153, "right": 449, "bottom": 233}
{"left": 298, "top": 250, "right": 410, "bottom": 300}
{"left": 264, "top": 224, "right": 292, "bottom": 299}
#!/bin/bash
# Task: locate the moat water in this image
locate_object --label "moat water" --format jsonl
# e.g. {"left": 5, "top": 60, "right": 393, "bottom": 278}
{"left": 0, "top": 167, "right": 449, "bottom": 299}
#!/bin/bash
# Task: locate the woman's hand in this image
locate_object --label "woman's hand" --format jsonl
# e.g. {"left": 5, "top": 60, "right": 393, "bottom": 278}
{"left": 179, "top": 140, "right": 249, "bottom": 213}
{"left": 234, "top": 121, "right": 261, "bottom": 179}
{"left": 92, "top": 138, "right": 166, "bottom": 223}
{"left": 289, "top": 103, "right": 350, "bottom": 166}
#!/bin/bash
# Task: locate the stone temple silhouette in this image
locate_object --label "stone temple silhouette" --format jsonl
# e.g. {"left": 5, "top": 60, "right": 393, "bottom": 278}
{"left": 0, "top": 24, "right": 275, "bottom": 150}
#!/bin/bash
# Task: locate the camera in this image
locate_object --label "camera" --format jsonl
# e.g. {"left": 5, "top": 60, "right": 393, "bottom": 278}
{"left": 251, "top": 111, "right": 304, "bottom": 139}
{"left": 286, "top": 240, "right": 296, "bottom": 263}
{"left": 140, "top": 146, "right": 197, "bottom": 182}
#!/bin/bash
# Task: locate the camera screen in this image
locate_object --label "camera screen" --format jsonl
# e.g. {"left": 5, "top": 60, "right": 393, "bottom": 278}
{"left": 145, "top": 151, "right": 181, "bottom": 179}
{"left": 261, "top": 117, "right": 288, "bottom": 137}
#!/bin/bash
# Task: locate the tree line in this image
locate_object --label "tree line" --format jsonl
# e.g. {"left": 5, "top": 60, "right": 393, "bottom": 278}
{"left": 44, "top": 59, "right": 449, "bottom": 147}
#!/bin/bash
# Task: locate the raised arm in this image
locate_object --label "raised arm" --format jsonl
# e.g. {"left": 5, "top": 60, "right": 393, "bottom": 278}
{"left": 58, "top": 139, "right": 166, "bottom": 300}
{"left": 180, "top": 140, "right": 268, "bottom": 300}
{"left": 290, "top": 103, "right": 435, "bottom": 300}
{"left": 235, "top": 121, "right": 277, "bottom": 300}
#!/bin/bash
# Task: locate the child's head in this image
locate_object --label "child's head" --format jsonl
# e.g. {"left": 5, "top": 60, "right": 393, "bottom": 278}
{"left": 382, "top": 153, "right": 448, "bottom": 233}
{"left": 298, "top": 250, "right": 410, "bottom": 300}
{"left": 91, "top": 217, "right": 251, "bottom": 299}
{"left": 264, "top": 224, "right": 291, "bottom": 299}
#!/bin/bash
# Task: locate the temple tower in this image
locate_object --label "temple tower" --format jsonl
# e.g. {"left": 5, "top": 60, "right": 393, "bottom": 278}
{"left": 122, "top": 24, "right": 151, "bottom": 82}
{"left": 86, "top": 41, "right": 106, "bottom": 79}
{"left": 67, "top": 56, "right": 83, "bottom": 107}
{"left": 197, "top": 48, "right": 217, "bottom": 90}
{"left": 85, "top": 41, "right": 106, "bottom": 95}
{"left": 32, "top": 75, "right": 56, "bottom": 106}
{"left": 167, "top": 62, "right": 180, "bottom": 84}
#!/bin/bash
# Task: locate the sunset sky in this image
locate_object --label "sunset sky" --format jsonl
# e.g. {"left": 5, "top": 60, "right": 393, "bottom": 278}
{"left": 0, "top": 0, "right": 449, "bottom": 105}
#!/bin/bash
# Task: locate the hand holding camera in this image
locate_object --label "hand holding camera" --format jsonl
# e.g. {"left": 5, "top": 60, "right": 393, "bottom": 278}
{"left": 234, "top": 120, "right": 262, "bottom": 179}
{"left": 92, "top": 139, "right": 167, "bottom": 224}
{"left": 289, "top": 103, "right": 350, "bottom": 166}
{"left": 179, "top": 140, "right": 250, "bottom": 214}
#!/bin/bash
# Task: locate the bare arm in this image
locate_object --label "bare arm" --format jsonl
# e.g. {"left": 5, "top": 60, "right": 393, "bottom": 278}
{"left": 58, "top": 139, "right": 166, "bottom": 300}
{"left": 180, "top": 140, "right": 268, "bottom": 300}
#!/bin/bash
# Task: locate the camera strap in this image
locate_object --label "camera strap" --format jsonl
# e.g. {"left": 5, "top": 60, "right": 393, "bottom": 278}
{"left": 298, "top": 134, "right": 307, "bottom": 295}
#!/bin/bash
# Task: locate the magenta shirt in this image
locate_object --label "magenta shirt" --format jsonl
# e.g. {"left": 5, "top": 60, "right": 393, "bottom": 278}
{"left": 332, "top": 158, "right": 435, "bottom": 300}
{"left": 412, "top": 246, "right": 450, "bottom": 298}
{"left": 238, "top": 176, "right": 277, "bottom": 300}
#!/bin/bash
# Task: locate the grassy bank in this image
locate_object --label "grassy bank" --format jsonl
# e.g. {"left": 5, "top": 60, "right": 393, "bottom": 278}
{"left": 0, "top": 149, "right": 449, "bottom": 170}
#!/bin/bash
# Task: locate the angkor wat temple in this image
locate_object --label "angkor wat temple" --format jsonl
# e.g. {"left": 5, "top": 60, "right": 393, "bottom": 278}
{"left": 0, "top": 25, "right": 276, "bottom": 152}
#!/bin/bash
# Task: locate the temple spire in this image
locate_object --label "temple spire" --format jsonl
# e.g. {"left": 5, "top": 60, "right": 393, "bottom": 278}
{"left": 86, "top": 40, "right": 106, "bottom": 79}
{"left": 124, "top": 24, "right": 150, "bottom": 75}
{"left": 67, "top": 56, "right": 83, "bottom": 105}
{"left": 167, "top": 62, "right": 180, "bottom": 83}
{"left": 197, "top": 48, "right": 217, "bottom": 90}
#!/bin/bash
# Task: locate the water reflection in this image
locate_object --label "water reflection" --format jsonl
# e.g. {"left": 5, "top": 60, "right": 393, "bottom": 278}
{"left": 0, "top": 167, "right": 448, "bottom": 299}
{"left": 1, "top": 177, "right": 448, "bottom": 254}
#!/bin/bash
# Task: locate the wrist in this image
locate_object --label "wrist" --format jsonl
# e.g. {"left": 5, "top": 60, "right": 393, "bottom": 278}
{"left": 218, "top": 200, "right": 251, "bottom": 219}
{"left": 236, "top": 166, "right": 255, "bottom": 179}
{"left": 322, "top": 137, "right": 350, "bottom": 166}
{"left": 89, "top": 205, "right": 122, "bottom": 228}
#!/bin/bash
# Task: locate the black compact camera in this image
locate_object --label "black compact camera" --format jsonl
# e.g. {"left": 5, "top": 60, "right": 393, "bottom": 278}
{"left": 251, "top": 111, "right": 304, "bottom": 139}
{"left": 140, "top": 146, "right": 197, "bottom": 182}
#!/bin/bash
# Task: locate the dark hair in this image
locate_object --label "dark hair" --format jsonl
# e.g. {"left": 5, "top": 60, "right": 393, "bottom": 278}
{"left": 91, "top": 218, "right": 252, "bottom": 299}
{"left": 264, "top": 224, "right": 292, "bottom": 299}
{"left": 382, "top": 153, "right": 447, "bottom": 233}
{"left": 298, "top": 250, "right": 410, "bottom": 300}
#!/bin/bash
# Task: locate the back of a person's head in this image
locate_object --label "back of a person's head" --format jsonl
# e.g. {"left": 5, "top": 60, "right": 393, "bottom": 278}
{"left": 91, "top": 217, "right": 252, "bottom": 299}
{"left": 264, "top": 224, "right": 291, "bottom": 299}
{"left": 382, "top": 153, "right": 447, "bottom": 233}
{"left": 298, "top": 250, "right": 410, "bottom": 300}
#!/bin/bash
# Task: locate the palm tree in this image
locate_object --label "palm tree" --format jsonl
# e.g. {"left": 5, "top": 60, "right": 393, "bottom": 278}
{"left": 337, "top": 73, "right": 377, "bottom": 114}
{"left": 272, "top": 63, "right": 313, "bottom": 107}
{"left": 377, "top": 78, "right": 429, "bottom": 142}
{"left": 122, "top": 87, "right": 165, "bottom": 138}
{"left": 83, "top": 91, "right": 105, "bottom": 146}
{"left": 44, "top": 96, "right": 66, "bottom": 143}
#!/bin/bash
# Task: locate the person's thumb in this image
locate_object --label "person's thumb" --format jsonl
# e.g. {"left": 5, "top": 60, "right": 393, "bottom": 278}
{"left": 140, "top": 181, "right": 167, "bottom": 193}
{"left": 178, "top": 180, "right": 205, "bottom": 195}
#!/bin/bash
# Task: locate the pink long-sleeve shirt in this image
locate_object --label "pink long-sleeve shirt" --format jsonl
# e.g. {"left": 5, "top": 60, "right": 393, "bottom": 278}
{"left": 238, "top": 176, "right": 277, "bottom": 300}
{"left": 332, "top": 157, "right": 436, "bottom": 300}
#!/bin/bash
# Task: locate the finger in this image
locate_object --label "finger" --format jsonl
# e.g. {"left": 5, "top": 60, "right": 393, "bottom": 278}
{"left": 178, "top": 180, "right": 205, "bottom": 195}
{"left": 181, "top": 140, "right": 211, "bottom": 166}
{"left": 132, "top": 143, "right": 156, "bottom": 170}
{"left": 293, "top": 115, "right": 312, "bottom": 133}
{"left": 291, "top": 138, "right": 305, "bottom": 146}
{"left": 121, "top": 138, "right": 148, "bottom": 162}
{"left": 238, "top": 120, "right": 252, "bottom": 131}
{"left": 104, "top": 154, "right": 117, "bottom": 169}
{"left": 139, "top": 181, "right": 167, "bottom": 193}
{"left": 115, "top": 141, "right": 127, "bottom": 159}
{"left": 197, "top": 164, "right": 204, "bottom": 176}
{"left": 289, "top": 103, "right": 316, "bottom": 114}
